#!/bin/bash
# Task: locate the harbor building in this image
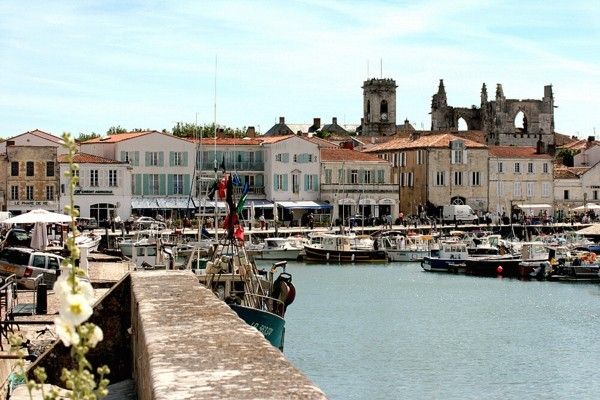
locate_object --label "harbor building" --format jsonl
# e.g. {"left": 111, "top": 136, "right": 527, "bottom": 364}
{"left": 319, "top": 147, "right": 396, "bottom": 224}
{"left": 487, "top": 146, "right": 554, "bottom": 216}
{"left": 58, "top": 153, "right": 132, "bottom": 221}
{"left": 364, "top": 132, "right": 489, "bottom": 216}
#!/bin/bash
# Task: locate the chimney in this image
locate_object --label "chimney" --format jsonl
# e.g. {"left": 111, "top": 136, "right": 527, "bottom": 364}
{"left": 586, "top": 136, "right": 595, "bottom": 149}
{"left": 332, "top": 117, "right": 338, "bottom": 125}
{"left": 536, "top": 134, "right": 545, "bottom": 154}
{"left": 216, "top": 128, "right": 226, "bottom": 138}
{"left": 279, "top": 116, "right": 285, "bottom": 124}
{"left": 313, "top": 117, "right": 320, "bottom": 128}
{"left": 246, "top": 126, "right": 256, "bottom": 138}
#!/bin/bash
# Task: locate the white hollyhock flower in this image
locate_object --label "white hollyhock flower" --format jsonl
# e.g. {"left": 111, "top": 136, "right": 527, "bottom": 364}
{"left": 78, "top": 279, "right": 95, "bottom": 305}
{"left": 60, "top": 293, "right": 93, "bottom": 326}
{"left": 54, "top": 317, "right": 80, "bottom": 347}
{"left": 88, "top": 325, "right": 104, "bottom": 348}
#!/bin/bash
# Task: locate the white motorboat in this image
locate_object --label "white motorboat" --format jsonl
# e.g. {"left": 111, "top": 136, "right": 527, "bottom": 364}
{"left": 250, "top": 236, "right": 308, "bottom": 261}
{"left": 377, "top": 233, "right": 438, "bottom": 262}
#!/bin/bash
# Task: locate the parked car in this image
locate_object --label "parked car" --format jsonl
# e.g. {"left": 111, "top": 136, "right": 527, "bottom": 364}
{"left": 134, "top": 217, "right": 158, "bottom": 230}
{"left": 1, "top": 228, "right": 31, "bottom": 248}
{"left": 0, "top": 247, "right": 64, "bottom": 289}
{"left": 76, "top": 217, "right": 99, "bottom": 231}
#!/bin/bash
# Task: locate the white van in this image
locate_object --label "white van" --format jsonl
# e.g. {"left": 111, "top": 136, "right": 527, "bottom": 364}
{"left": 0, "top": 212, "right": 12, "bottom": 223}
{"left": 442, "top": 205, "right": 478, "bottom": 224}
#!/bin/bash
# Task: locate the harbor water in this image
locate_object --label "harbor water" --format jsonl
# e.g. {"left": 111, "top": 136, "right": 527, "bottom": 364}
{"left": 279, "top": 261, "right": 600, "bottom": 399}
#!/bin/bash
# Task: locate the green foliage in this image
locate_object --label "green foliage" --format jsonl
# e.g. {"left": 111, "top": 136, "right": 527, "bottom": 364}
{"left": 106, "top": 125, "right": 127, "bottom": 135}
{"left": 315, "top": 130, "right": 331, "bottom": 139}
{"left": 75, "top": 132, "right": 101, "bottom": 143}
{"left": 171, "top": 122, "right": 247, "bottom": 138}
{"left": 557, "top": 148, "right": 577, "bottom": 167}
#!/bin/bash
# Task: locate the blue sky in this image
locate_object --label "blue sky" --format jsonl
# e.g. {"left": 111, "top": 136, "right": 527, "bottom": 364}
{"left": 1, "top": 0, "right": 599, "bottom": 138}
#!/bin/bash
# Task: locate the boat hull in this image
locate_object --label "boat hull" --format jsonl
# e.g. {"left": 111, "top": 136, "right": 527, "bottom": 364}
{"left": 253, "top": 249, "right": 303, "bottom": 261}
{"left": 465, "top": 256, "right": 522, "bottom": 277}
{"left": 421, "top": 257, "right": 466, "bottom": 273}
{"left": 230, "top": 304, "right": 286, "bottom": 350}
{"left": 387, "top": 249, "right": 430, "bottom": 262}
{"left": 303, "top": 245, "right": 388, "bottom": 263}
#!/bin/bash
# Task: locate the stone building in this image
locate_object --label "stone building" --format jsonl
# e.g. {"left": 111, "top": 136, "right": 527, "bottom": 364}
{"left": 3, "top": 145, "right": 59, "bottom": 215}
{"left": 364, "top": 132, "right": 489, "bottom": 216}
{"left": 431, "top": 80, "right": 555, "bottom": 147}
{"left": 361, "top": 78, "right": 398, "bottom": 136}
{"left": 487, "top": 146, "right": 554, "bottom": 216}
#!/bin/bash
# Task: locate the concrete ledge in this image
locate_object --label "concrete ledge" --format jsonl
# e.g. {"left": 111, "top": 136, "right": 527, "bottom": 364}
{"left": 131, "top": 271, "right": 326, "bottom": 400}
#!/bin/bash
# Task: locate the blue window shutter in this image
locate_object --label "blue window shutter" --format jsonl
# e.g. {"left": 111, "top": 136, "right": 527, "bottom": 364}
{"left": 134, "top": 152, "right": 139, "bottom": 166}
{"left": 145, "top": 152, "right": 150, "bottom": 166}
{"left": 283, "top": 153, "right": 289, "bottom": 163}
{"left": 159, "top": 152, "right": 164, "bottom": 167}
{"left": 159, "top": 174, "right": 166, "bottom": 195}
{"left": 120, "top": 151, "right": 126, "bottom": 162}
{"left": 183, "top": 174, "right": 190, "bottom": 195}
{"left": 304, "top": 174, "right": 308, "bottom": 191}
{"left": 134, "top": 174, "right": 142, "bottom": 195}
{"left": 256, "top": 174, "right": 263, "bottom": 186}
{"left": 167, "top": 174, "right": 174, "bottom": 195}
{"left": 183, "top": 152, "right": 188, "bottom": 167}
{"left": 169, "top": 152, "right": 174, "bottom": 167}
{"left": 273, "top": 174, "right": 278, "bottom": 191}
{"left": 283, "top": 174, "right": 288, "bottom": 191}
{"left": 142, "top": 174, "right": 149, "bottom": 195}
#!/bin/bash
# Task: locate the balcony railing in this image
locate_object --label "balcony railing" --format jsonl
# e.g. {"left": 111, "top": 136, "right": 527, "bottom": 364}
{"left": 320, "top": 183, "right": 397, "bottom": 193}
{"left": 198, "top": 162, "right": 264, "bottom": 172}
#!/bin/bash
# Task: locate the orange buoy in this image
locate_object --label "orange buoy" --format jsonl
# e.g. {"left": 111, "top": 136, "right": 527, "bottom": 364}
{"left": 496, "top": 265, "right": 504, "bottom": 275}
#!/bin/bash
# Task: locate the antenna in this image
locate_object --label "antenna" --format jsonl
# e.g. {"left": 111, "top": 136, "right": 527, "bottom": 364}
{"left": 213, "top": 55, "right": 218, "bottom": 172}
{"left": 380, "top": 58, "right": 382, "bottom": 78}
{"left": 367, "top": 59, "right": 370, "bottom": 78}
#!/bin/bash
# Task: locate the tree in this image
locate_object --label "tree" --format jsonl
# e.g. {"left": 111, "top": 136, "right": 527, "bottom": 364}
{"left": 171, "top": 122, "right": 247, "bottom": 138}
{"left": 557, "top": 148, "right": 577, "bottom": 167}
{"left": 106, "top": 125, "right": 128, "bottom": 135}
{"left": 75, "top": 132, "right": 100, "bottom": 143}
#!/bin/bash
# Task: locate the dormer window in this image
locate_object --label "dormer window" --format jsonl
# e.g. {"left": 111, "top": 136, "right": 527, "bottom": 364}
{"left": 450, "top": 140, "right": 466, "bottom": 164}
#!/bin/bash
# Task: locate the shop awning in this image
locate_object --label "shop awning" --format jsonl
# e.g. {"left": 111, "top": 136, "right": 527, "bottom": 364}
{"left": 515, "top": 203, "right": 553, "bottom": 210}
{"left": 278, "top": 201, "right": 333, "bottom": 210}
{"left": 248, "top": 200, "right": 273, "bottom": 208}
{"left": 132, "top": 197, "right": 197, "bottom": 209}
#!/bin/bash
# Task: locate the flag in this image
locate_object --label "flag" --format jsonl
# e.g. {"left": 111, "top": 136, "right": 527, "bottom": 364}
{"left": 219, "top": 154, "right": 226, "bottom": 173}
{"left": 232, "top": 174, "right": 241, "bottom": 186}
{"left": 225, "top": 174, "right": 236, "bottom": 238}
{"left": 236, "top": 192, "right": 248, "bottom": 216}
{"left": 217, "top": 177, "right": 227, "bottom": 200}
{"left": 207, "top": 180, "right": 218, "bottom": 200}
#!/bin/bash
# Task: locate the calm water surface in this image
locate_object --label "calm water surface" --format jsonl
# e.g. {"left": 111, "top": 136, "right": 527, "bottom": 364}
{"left": 279, "top": 262, "right": 600, "bottom": 400}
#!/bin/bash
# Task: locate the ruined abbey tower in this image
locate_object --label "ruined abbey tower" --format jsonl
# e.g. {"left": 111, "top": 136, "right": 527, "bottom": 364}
{"left": 431, "top": 79, "right": 555, "bottom": 147}
{"left": 362, "top": 78, "right": 398, "bottom": 136}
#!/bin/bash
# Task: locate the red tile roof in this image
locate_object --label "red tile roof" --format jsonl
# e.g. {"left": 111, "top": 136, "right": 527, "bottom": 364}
{"left": 306, "top": 136, "right": 338, "bottom": 148}
{"left": 488, "top": 146, "right": 552, "bottom": 159}
{"left": 5, "top": 129, "right": 63, "bottom": 144}
{"left": 554, "top": 167, "right": 590, "bottom": 179}
{"left": 58, "top": 153, "right": 124, "bottom": 164}
{"left": 364, "top": 132, "right": 487, "bottom": 152}
{"left": 321, "top": 148, "right": 389, "bottom": 163}
{"left": 82, "top": 130, "right": 174, "bottom": 144}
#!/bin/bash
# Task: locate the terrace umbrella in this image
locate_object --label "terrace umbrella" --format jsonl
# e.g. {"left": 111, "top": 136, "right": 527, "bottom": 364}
{"left": 3, "top": 209, "right": 72, "bottom": 224}
{"left": 273, "top": 201, "right": 279, "bottom": 235}
{"left": 251, "top": 201, "right": 256, "bottom": 228}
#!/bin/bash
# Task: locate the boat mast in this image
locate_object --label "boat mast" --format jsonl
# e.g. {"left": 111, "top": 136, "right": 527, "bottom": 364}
{"left": 213, "top": 55, "right": 219, "bottom": 242}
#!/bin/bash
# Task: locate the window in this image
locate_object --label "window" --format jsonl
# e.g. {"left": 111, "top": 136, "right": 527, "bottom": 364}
{"left": 109, "top": 170, "right": 118, "bottom": 187}
{"left": 90, "top": 170, "right": 99, "bottom": 187}
{"left": 10, "top": 185, "right": 18, "bottom": 200}
{"left": 514, "top": 162, "right": 520, "bottom": 173}
{"left": 454, "top": 171, "right": 463, "bottom": 186}
{"left": 350, "top": 170, "right": 358, "bottom": 184}
{"left": 337, "top": 169, "right": 344, "bottom": 183}
{"left": 173, "top": 152, "right": 184, "bottom": 166}
{"left": 274, "top": 174, "right": 285, "bottom": 191}
{"left": 26, "top": 161, "right": 34, "bottom": 176}
{"left": 392, "top": 153, "right": 398, "bottom": 167}
{"left": 436, "top": 171, "right": 445, "bottom": 186}
{"left": 450, "top": 140, "right": 465, "bottom": 164}
{"left": 416, "top": 150, "right": 425, "bottom": 165}
{"left": 11, "top": 162, "right": 18, "bottom": 176}
{"left": 527, "top": 162, "right": 534, "bottom": 173}
{"left": 122, "top": 151, "right": 139, "bottom": 166}
{"left": 149, "top": 174, "right": 160, "bottom": 195}
{"left": 26, "top": 186, "right": 34, "bottom": 200}
{"left": 275, "top": 153, "right": 289, "bottom": 163}
{"left": 542, "top": 182, "right": 550, "bottom": 198}
{"left": 563, "top": 190, "right": 569, "bottom": 200}
{"left": 498, "top": 162, "right": 503, "bottom": 173}
{"left": 148, "top": 152, "right": 160, "bottom": 166}
{"left": 497, "top": 181, "right": 504, "bottom": 196}
{"left": 173, "top": 174, "right": 184, "bottom": 195}
{"left": 324, "top": 169, "right": 332, "bottom": 184}
{"left": 471, "top": 171, "right": 480, "bottom": 186}
{"left": 293, "top": 154, "right": 297, "bottom": 163}
{"left": 407, "top": 172, "right": 414, "bottom": 187}
{"left": 46, "top": 185, "right": 54, "bottom": 201}
{"left": 526, "top": 182, "right": 534, "bottom": 198}
{"left": 399, "top": 152, "right": 406, "bottom": 167}
{"left": 305, "top": 174, "right": 318, "bottom": 191}
{"left": 364, "top": 170, "right": 372, "bottom": 184}
{"left": 543, "top": 163, "right": 549, "bottom": 174}
{"left": 46, "top": 161, "right": 55, "bottom": 177}
{"left": 514, "top": 182, "right": 521, "bottom": 197}
{"left": 32, "top": 255, "right": 46, "bottom": 268}
{"left": 594, "top": 190, "right": 599, "bottom": 201}
{"left": 401, "top": 173, "right": 405, "bottom": 187}
{"left": 377, "top": 170, "right": 384, "bottom": 183}
{"left": 292, "top": 174, "right": 299, "bottom": 193}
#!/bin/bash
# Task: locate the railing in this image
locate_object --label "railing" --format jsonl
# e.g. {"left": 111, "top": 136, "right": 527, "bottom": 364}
{"left": 320, "top": 183, "right": 398, "bottom": 193}
{"left": 198, "top": 162, "right": 264, "bottom": 171}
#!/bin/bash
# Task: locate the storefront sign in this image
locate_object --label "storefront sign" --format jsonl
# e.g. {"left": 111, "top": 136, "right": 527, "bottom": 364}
{"left": 75, "top": 189, "right": 113, "bottom": 195}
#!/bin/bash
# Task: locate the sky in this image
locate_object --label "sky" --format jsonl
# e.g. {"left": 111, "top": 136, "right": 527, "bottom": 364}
{"left": 1, "top": 0, "right": 599, "bottom": 139}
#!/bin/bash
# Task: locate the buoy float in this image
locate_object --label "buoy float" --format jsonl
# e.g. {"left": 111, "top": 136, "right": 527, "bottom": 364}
{"left": 496, "top": 265, "right": 504, "bottom": 275}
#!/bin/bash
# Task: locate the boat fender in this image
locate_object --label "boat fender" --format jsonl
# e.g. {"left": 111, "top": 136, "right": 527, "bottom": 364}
{"left": 272, "top": 273, "right": 296, "bottom": 310}
{"left": 351, "top": 254, "right": 355, "bottom": 262}
{"left": 326, "top": 252, "right": 330, "bottom": 261}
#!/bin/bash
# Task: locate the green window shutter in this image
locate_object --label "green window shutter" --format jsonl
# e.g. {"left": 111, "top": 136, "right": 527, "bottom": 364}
{"left": 120, "top": 151, "right": 126, "bottom": 162}
{"left": 304, "top": 174, "right": 309, "bottom": 191}
{"left": 169, "top": 152, "right": 174, "bottom": 167}
{"left": 145, "top": 152, "right": 150, "bottom": 166}
{"left": 183, "top": 152, "right": 188, "bottom": 167}
{"left": 283, "top": 153, "right": 289, "bottom": 163}
{"left": 134, "top": 174, "right": 142, "bottom": 195}
{"left": 167, "top": 174, "right": 174, "bottom": 195}
{"left": 346, "top": 170, "right": 351, "bottom": 183}
{"left": 256, "top": 174, "right": 263, "bottom": 186}
{"left": 142, "top": 174, "right": 149, "bottom": 195}
{"left": 183, "top": 174, "right": 191, "bottom": 195}
{"left": 314, "top": 174, "right": 319, "bottom": 190}
{"left": 134, "top": 152, "right": 139, "bottom": 166}
{"left": 159, "top": 152, "right": 164, "bottom": 167}
{"left": 273, "top": 174, "right": 278, "bottom": 190}
{"left": 378, "top": 170, "right": 384, "bottom": 183}
{"left": 283, "top": 174, "right": 288, "bottom": 191}
{"left": 159, "top": 174, "right": 166, "bottom": 195}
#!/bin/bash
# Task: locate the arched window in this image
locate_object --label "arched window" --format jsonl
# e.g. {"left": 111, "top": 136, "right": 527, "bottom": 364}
{"left": 366, "top": 100, "right": 371, "bottom": 122}
{"left": 380, "top": 100, "right": 388, "bottom": 121}
{"left": 457, "top": 117, "right": 468, "bottom": 131}
{"left": 514, "top": 111, "right": 528, "bottom": 133}
{"left": 451, "top": 196, "right": 466, "bottom": 205}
